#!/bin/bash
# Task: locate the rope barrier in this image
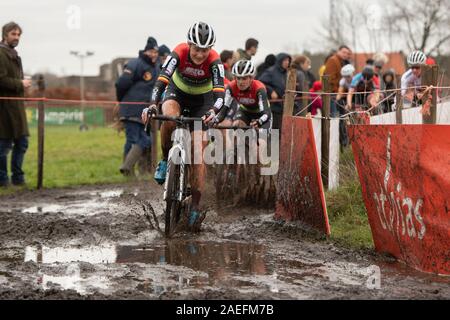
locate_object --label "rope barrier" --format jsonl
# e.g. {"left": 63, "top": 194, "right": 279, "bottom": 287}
{"left": 0, "top": 85, "right": 448, "bottom": 122}
{"left": 294, "top": 96, "right": 320, "bottom": 116}
{"left": 1, "top": 85, "right": 448, "bottom": 105}
{"left": 285, "top": 85, "right": 450, "bottom": 96}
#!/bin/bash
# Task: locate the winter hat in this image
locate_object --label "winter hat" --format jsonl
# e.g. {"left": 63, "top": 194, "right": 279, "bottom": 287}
{"left": 265, "top": 54, "right": 276, "bottom": 66}
{"left": 144, "top": 37, "right": 158, "bottom": 51}
{"left": 310, "top": 81, "right": 322, "bottom": 92}
{"left": 426, "top": 57, "right": 436, "bottom": 65}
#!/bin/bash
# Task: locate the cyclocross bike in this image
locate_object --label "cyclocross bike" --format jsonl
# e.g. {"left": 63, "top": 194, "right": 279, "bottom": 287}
{"left": 152, "top": 114, "right": 204, "bottom": 237}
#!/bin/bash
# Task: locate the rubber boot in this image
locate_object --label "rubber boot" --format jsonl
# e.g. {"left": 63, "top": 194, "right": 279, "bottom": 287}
{"left": 120, "top": 144, "right": 143, "bottom": 176}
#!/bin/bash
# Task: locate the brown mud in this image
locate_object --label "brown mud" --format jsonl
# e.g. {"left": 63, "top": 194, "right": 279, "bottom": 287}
{"left": 0, "top": 181, "right": 449, "bottom": 300}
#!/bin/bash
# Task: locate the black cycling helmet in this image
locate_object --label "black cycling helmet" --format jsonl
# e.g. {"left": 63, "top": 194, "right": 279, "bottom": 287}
{"left": 187, "top": 21, "right": 216, "bottom": 48}
{"left": 362, "top": 67, "right": 374, "bottom": 80}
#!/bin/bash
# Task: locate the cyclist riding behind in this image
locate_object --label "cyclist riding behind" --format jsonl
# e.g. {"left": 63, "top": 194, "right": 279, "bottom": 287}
{"left": 336, "top": 64, "right": 355, "bottom": 108}
{"left": 142, "top": 21, "right": 225, "bottom": 225}
{"left": 346, "top": 66, "right": 380, "bottom": 114}
{"left": 216, "top": 59, "right": 271, "bottom": 163}
{"left": 400, "top": 50, "right": 427, "bottom": 108}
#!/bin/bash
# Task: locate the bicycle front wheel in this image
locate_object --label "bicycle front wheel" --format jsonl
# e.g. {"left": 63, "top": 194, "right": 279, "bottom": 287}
{"left": 164, "top": 159, "right": 182, "bottom": 237}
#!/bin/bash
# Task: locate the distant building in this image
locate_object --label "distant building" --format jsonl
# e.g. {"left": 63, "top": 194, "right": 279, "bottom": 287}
{"left": 34, "top": 57, "right": 133, "bottom": 100}
{"left": 351, "top": 52, "right": 407, "bottom": 75}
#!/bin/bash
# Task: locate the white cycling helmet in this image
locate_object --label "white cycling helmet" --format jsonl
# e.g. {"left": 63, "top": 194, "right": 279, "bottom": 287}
{"left": 232, "top": 60, "right": 256, "bottom": 77}
{"left": 187, "top": 21, "right": 216, "bottom": 48}
{"left": 407, "top": 50, "right": 426, "bottom": 66}
{"left": 341, "top": 64, "right": 355, "bottom": 77}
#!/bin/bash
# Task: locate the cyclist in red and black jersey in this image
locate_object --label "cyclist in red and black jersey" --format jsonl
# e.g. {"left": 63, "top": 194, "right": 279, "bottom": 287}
{"left": 220, "top": 60, "right": 271, "bottom": 130}
{"left": 142, "top": 21, "right": 225, "bottom": 226}
{"left": 216, "top": 60, "right": 272, "bottom": 167}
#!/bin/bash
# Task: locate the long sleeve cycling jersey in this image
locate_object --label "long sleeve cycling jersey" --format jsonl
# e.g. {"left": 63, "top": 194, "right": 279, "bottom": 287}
{"left": 150, "top": 43, "right": 225, "bottom": 112}
{"left": 224, "top": 79, "right": 271, "bottom": 124}
{"left": 401, "top": 69, "right": 422, "bottom": 96}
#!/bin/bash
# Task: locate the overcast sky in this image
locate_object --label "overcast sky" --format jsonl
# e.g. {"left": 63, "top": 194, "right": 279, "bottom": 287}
{"left": 2, "top": 0, "right": 330, "bottom": 76}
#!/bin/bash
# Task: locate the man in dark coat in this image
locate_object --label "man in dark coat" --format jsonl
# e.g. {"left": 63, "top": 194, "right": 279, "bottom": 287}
{"left": 258, "top": 52, "right": 294, "bottom": 131}
{"left": 115, "top": 37, "right": 160, "bottom": 176}
{"left": 0, "top": 22, "right": 31, "bottom": 187}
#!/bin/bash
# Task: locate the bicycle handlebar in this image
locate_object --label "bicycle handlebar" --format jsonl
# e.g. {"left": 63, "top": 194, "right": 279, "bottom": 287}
{"left": 148, "top": 114, "right": 255, "bottom": 130}
{"left": 214, "top": 125, "right": 254, "bottom": 130}
{"left": 152, "top": 115, "right": 204, "bottom": 122}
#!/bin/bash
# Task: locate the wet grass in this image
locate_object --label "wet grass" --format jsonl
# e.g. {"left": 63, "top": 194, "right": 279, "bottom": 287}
{"left": 0, "top": 125, "right": 159, "bottom": 195}
{"left": 326, "top": 147, "right": 374, "bottom": 250}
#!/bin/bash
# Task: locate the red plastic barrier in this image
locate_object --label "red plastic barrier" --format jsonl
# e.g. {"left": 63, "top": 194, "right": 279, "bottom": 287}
{"left": 349, "top": 125, "right": 450, "bottom": 275}
{"left": 275, "top": 116, "right": 330, "bottom": 235}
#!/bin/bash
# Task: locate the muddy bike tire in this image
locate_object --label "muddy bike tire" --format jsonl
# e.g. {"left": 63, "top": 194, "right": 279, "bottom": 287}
{"left": 164, "top": 159, "right": 182, "bottom": 237}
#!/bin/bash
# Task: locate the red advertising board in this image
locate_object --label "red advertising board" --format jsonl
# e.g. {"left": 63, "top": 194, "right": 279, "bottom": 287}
{"left": 275, "top": 116, "right": 330, "bottom": 235}
{"left": 349, "top": 125, "right": 450, "bottom": 275}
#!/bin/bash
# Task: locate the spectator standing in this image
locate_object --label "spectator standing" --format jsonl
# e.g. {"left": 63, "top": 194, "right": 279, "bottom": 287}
{"left": 256, "top": 54, "right": 276, "bottom": 80}
{"left": 220, "top": 50, "right": 234, "bottom": 83}
{"left": 292, "top": 54, "right": 316, "bottom": 89}
{"left": 318, "top": 50, "right": 336, "bottom": 78}
{"left": 372, "top": 53, "right": 388, "bottom": 91}
{"left": 309, "top": 81, "right": 323, "bottom": 116}
{"left": 324, "top": 45, "right": 352, "bottom": 116}
{"left": 382, "top": 69, "right": 396, "bottom": 113}
{"left": 0, "top": 22, "right": 31, "bottom": 188}
{"left": 259, "top": 52, "right": 291, "bottom": 131}
{"left": 115, "top": 37, "right": 160, "bottom": 176}
{"left": 232, "top": 38, "right": 259, "bottom": 64}
{"left": 158, "top": 44, "right": 170, "bottom": 66}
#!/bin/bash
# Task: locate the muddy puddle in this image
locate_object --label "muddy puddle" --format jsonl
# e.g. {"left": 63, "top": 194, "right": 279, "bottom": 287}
{"left": 0, "top": 183, "right": 449, "bottom": 299}
{"left": 0, "top": 240, "right": 383, "bottom": 299}
{"left": 19, "top": 189, "right": 126, "bottom": 217}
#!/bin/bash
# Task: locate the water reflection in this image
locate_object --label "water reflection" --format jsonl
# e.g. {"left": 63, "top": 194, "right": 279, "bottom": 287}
{"left": 21, "top": 199, "right": 117, "bottom": 216}
{"left": 23, "top": 241, "right": 269, "bottom": 295}
{"left": 116, "top": 241, "right": 268, "bottom": 279}
{"left": 25, "top": 245, "right": 116, "bottom": 264}
{"left": 37, "top": 263, "right": 111, "bottom": 295}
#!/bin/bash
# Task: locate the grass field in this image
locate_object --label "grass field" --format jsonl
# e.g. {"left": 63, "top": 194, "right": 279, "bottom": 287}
{"left": 0, "top": 125, "right": 130, "bottom": 194}
{"left": 0, "top": 126, "right": 372, "bottom": 249}
{"left": 326, "top": 147, "right": 373, "bottom": 249}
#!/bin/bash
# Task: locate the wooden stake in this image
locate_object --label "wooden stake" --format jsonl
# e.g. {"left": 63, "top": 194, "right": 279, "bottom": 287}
{"left": 321, "top": 75, "right": 330, "bottom": 189}
{"left": 37, "top": 75, "right": 45, "bottom": 189}
{"left": 282, "top": 68, "right": 297, "bottom": 116}
{"left": 422, "top": 65, "right": 439, "bottom": 124}
{"left": 395, "top": 75, "right": 403, "bottom": 124}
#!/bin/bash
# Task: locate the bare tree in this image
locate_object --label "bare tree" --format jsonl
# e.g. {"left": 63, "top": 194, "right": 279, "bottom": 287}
{"left": 318, "top": 0, "right": 450, "bottom": 55}
{"left": 319, "top": 0, "right": 382, "bottom": 52}
{"left": 385, "top": 0, "right": 450, "bottom": 55}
